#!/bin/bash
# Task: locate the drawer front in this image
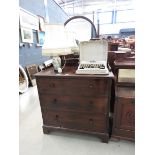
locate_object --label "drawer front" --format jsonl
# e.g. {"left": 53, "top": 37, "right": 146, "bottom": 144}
{"left": 39, "top": 95, "right": 108, "bottom": 113}
{"left": 115, "top": 98, "right": 135, "bottom": 131}
{"left": 62, "top": 111, "right": 107, "bottom": 132}
{"left": 41, "top": 109, "right": 107, "bottom": 132}
{"left": 41, "top": 109, "right": 61, "bottom": 127}
{"left": 36, "top": 78, "right": 109, "bottom": 96}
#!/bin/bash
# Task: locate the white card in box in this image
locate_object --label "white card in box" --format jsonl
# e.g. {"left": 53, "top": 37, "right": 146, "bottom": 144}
{"left": 76, "top": 40, "right": 109, "bottom": 75}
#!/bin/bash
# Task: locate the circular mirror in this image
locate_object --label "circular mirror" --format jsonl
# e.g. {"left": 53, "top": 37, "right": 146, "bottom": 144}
{"left": 19, "top": 65, "right": 29, "bottom": 93}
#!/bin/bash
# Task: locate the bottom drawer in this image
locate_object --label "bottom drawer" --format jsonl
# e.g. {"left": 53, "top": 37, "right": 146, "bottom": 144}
{"left": 41, "top": 109, "right": 107, "bottom": 132}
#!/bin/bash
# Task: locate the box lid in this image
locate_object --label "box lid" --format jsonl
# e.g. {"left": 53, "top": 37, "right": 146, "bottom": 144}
{"left": 79, "top": 40, "right": 108, "bottom": 63}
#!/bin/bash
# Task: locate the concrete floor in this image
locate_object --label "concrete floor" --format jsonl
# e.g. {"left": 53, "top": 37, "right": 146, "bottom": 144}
{"left": 19, "top": 85, "right": 135, "bottom": 155}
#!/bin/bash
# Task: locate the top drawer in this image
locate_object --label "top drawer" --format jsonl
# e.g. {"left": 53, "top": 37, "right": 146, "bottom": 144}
{"left": 36, "top": 77, "right": 110, "bottom": 96}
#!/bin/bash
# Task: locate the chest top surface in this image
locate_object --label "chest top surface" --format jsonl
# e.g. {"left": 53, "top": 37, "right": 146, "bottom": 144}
{"left": 35, "top": 66, "right": 114, "bottom": 79}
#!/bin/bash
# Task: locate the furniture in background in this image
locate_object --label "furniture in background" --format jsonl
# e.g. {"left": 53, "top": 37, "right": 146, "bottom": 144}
{"left": 108, "top": 51, "right": 135, "bottom": 75}
{"left": 106, "top": 51, "right": 134, "bottom": 114}
{"left": 108, "top": 42, "right": 119, "bottom": 51}
{"left": 112, "top": 59, "right": 135, "bottom": 141}
{"left": 26, "top": 64, "right": 38, "bottom": 86}
{"left": 128, "top": 42, "right": 135, "bottom": 51}
{"left": 60, "top": 54, "right": 79, "bottom": 67}
{"left": 35, "top": 66, "right": 114, "bottom": 143}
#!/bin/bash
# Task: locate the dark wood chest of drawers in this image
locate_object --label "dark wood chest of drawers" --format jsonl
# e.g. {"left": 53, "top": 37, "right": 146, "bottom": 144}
{"left": 112, "top": 86, "right": 135, "bottom": 141}
{"left": 35, "top": 66, "right": 114, "bottom": 143}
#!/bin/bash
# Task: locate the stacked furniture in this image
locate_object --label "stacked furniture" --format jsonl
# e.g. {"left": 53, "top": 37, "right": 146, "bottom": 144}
{"left": 112, "top": 59, "right": 135, "bottom": 141}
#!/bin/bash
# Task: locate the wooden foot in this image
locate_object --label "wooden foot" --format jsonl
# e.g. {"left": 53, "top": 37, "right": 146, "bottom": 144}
{"left": 43, "top": 126, "right": 51, "bottom": 134}
{"left": 101, "top": 134, "right": 109, "bottom": 143}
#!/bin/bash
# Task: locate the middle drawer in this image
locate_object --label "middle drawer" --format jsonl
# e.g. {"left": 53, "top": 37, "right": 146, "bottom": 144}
{"left": 39, "top": 95, "right": 108, "bottom": 113}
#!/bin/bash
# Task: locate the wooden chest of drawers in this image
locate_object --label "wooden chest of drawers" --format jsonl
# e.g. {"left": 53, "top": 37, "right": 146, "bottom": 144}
{"left": 112, "top": 86, "right": 135, "bottom": 141}
{"left": 35, "top": 66, "right": 114, "bottom": 143}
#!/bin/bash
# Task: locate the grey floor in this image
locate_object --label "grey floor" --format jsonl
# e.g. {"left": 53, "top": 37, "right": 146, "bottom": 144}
{"left": 19, "top": 86, "right": 135, "bottom": 155}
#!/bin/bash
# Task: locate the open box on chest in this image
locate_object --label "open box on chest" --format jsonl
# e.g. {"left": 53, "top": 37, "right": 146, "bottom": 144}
{"left": 76, "top": 40, "right": 109, "bottom": 74}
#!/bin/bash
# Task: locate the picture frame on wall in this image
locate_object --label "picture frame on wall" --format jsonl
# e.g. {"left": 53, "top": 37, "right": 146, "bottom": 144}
{"left": 37, "top": 31, "right": 45, "bottom": 46}
{"left": 19, "top": 7, "right": 39, "bottom": 30}
{"left": 38, "top": 16, "right": 45, "bottom": 31}
{"left": 21, "top": 27, "right": 33, "bottom": 43}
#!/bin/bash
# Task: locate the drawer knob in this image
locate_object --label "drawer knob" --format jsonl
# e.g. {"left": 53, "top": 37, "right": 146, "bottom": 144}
{"left": 53, "top": 98, "right": 57, "bottom": 103}
{"left": 89, "top": 101, "right": 93, "bottom": 105}
{"left": 89, "top": 118, "right": 94, "bottom": 126}
{"left": 131, "top": 100, "right": 135, "bottom": 104}
{"left": 55, "top": 115, "right": 59, "bottom": 119}
{"left": 89, "top": 84, "right": 93, "bottom": 88}
{"left": 89, "top": 118, "right": 93, "bottom": 122}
